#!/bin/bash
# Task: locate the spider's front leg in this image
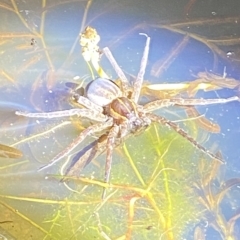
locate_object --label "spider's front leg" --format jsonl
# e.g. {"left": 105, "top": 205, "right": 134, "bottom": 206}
{"left": 131, "top": 33, "right": 150, "bottom": 103}
{"left": 102, "top": 47, "right": 129, "bottom": 95}
{"left": 143, "top": 96, "right": 240, "bottom": 112}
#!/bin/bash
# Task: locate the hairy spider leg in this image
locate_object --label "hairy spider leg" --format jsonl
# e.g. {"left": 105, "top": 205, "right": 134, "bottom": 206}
{"left": 66, "top": 136, "right": 108, "bottom": 177}
{"left": 143, "top": 96, "right": 240, "bottom": 112}
{"left": 102, "top": 47, "right": 129, "bottom": 95}
{"left": 147, "top": 113, "right": 224, "bottom": 163}
{"left": 102, "top": 124, "right": 120, "bottom": 199}
{"left": 184, "top": 106, "right": 220, "bottom": 133}
{"left": 38, "top": 119, "right": 113, "bottom": 171}
{"left": 131, "top": 34, "right": 150, "bottom": 103}
{"left": 16, "top": 108, "right": 107, "bottom": 122}
{"left": 76, "top": 95, "right": 104, "bottom": 113}
{"left": 64, "top": 139, "right": 99, "bottom": 178}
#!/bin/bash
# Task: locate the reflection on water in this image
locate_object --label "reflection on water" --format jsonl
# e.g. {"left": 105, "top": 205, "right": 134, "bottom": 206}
{"left": 0, "top": 0, "right": 240, "bottom": 239}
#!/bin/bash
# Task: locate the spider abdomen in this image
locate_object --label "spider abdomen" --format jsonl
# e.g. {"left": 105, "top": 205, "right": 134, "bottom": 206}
{"left": 86, "top": 78, "right": 122, "bottom": 107}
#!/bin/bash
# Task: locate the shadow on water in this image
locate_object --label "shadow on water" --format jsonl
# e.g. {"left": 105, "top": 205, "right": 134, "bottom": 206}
{"left": 0, "top": 0, "right": 240, "bottom": 239}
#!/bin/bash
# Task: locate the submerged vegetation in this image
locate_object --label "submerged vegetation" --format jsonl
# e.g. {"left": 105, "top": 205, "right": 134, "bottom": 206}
{"left": 0, "top": 0, "right": 240, "bottom": 239}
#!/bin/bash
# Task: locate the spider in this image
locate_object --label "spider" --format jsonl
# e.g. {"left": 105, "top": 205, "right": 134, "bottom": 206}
{"left": 16, "top": 33, "right": 239, "bottom": 198}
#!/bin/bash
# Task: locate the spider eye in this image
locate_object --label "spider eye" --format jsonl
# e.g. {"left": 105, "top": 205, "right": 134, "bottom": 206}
{"left": 86, "top": 78, "right": 122, "bottom": 107}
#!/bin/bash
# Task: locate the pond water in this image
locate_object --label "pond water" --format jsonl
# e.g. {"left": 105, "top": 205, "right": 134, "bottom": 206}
{"left": 0, "top": 0, "right": 240, "bottom": 239}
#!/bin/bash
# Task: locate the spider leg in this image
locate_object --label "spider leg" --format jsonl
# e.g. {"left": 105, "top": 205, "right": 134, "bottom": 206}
{"left": 38, "top": 119, "right": 113, "bottom": 171}
{"left": 102, "top": 124, "right": 119, "bottom": 199}
{"left": 65, "top": 135, "right": 107, "bottom": 177}
{"left": 16, "top": 108, "right": 107, "bottom": 122}
{"left": 75, "top": 95, "right": 103, "bottom": 113}
{"left": 131, "top": 33, "right": 150, "bottom": 103}
{"left": 64, "top": 140, "right": 98, "bottom": 178}
{"left": 102, "top": 47, "right": 129, "bottom": 95}
{"left": 146, "top": 113, "right": 224, "bottom": 163}
{"left": 143, "top": 96, "right": 240, "bottom": 112}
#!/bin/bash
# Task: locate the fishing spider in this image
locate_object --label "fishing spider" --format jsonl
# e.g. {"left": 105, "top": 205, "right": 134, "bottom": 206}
{"left": 16, "top": 33, "right": 239, "bottom": 198}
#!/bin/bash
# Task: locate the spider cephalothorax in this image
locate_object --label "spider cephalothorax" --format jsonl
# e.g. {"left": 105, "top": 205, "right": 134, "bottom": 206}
{"left": 108, "top": 96, "right": 150, "bottom": 132}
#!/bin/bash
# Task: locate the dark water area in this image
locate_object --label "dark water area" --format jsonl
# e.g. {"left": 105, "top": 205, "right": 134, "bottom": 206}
{"left": 0, "top": 0, "right": 240, "bottom": 239}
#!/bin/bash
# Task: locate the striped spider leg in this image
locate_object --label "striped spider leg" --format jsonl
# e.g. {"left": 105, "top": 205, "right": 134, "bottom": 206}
{"left": 143, "top": 96, "right": 240, "bottom": 113}
{"left": 64, "top": 136, "right": 108, "bottom": 178}
{"left": 38, "top": 119, "right": 113, "bottom": 171}
{"left": 15, "top": 96, "right": 113, "bottom": 171}
{"left": 142, "top": 96, "right": 240, "bottom": 163}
